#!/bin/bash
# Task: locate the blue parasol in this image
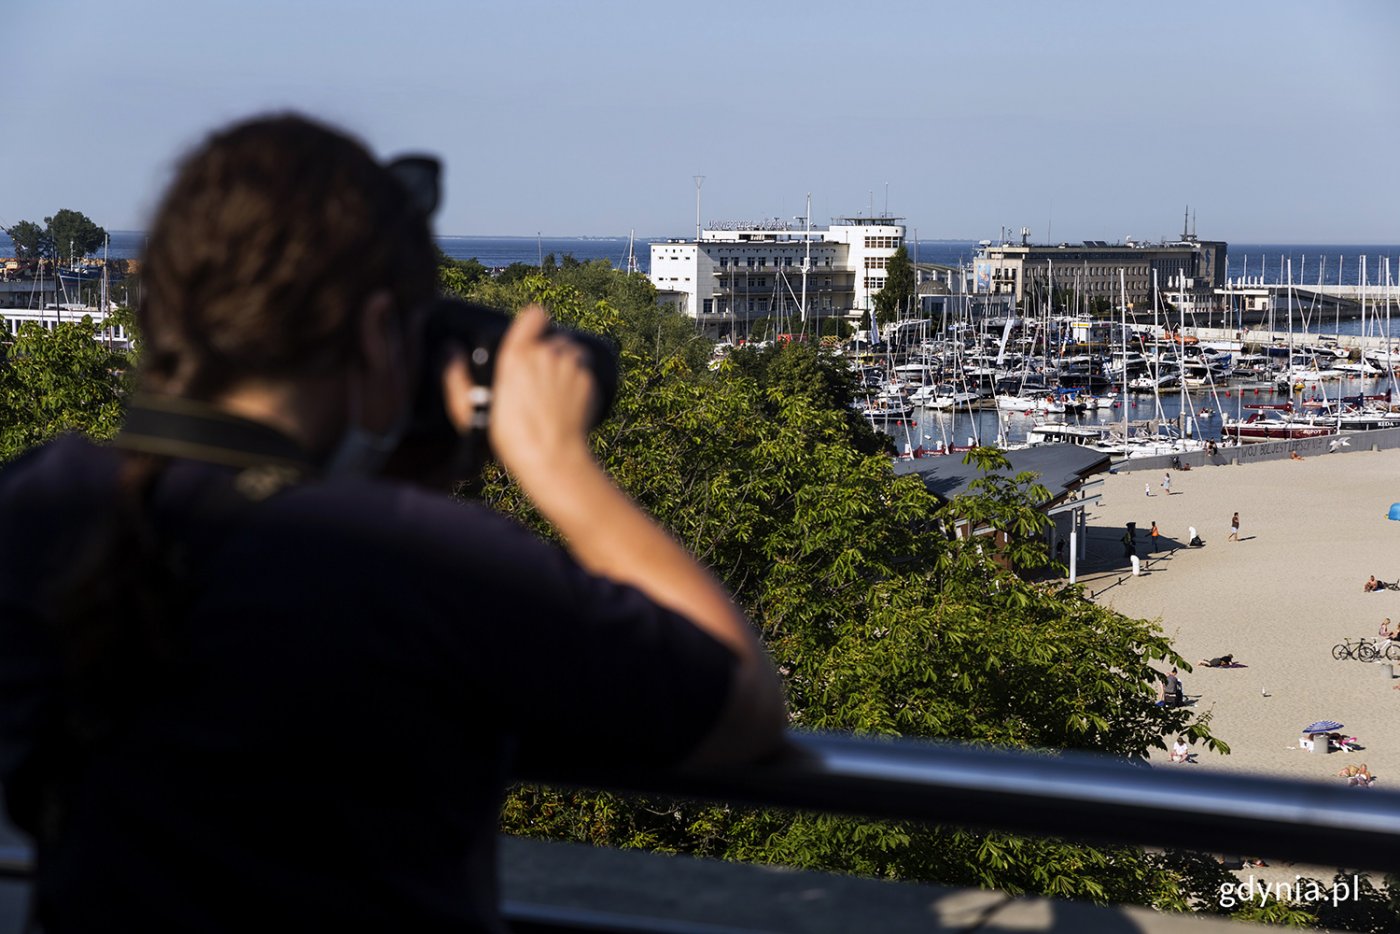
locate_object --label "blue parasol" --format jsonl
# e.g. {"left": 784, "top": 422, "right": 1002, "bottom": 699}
{"left": 1303, "top": 720, "right": 1343, "bottom": 734}
{"left": 1388, "top": 504, "right": 1400, "bottom": 521}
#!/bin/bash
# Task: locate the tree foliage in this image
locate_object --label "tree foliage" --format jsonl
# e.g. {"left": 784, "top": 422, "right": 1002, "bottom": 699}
{"left": 4, "top": 220, "right": 51, "bottom": 260}
{"left": 4, "top": 210, "right": 107, "bottom": 267}
{"left": 436, "top": 248, "right": 489, "bottom": 297}
{"left": 0, "top": 317, "right": 129, "bottom": 461}
{"left": 46, "top": 209, "right": 108, "bottom": 267}
{"left": 873, "top": 244, "right": 915, "bottom": 325}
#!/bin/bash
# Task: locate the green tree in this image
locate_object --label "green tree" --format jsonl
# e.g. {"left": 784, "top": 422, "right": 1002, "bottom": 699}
{"left": 495, "top": 261, "right": 537, "bottom": 285}
{"left": 436, "top": 248, "right": 489, "bottom": 297}
{"left": 873, "top": 245, "right": 915, "bottom": 326}
{"left": 724, "top": 341, "right": 889, "bottom": 456}
{"left": 4, "top": 220, "right": 52, "bottom": 260}
{"left": 0, "top": 317, "right": 129, "bottom": 462}
{"left": 44, "top": 209, "right": 107, "bottom": 267}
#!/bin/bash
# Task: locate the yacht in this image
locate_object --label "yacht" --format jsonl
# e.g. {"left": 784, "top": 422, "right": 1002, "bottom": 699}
{"left": 1221, "top": 404, "right": 1337, "bottom": 442}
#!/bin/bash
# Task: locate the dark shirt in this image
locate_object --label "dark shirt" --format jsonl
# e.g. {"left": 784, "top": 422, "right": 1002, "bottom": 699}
{"left": 0, "top": 433, "right": 736, "bottom": 932}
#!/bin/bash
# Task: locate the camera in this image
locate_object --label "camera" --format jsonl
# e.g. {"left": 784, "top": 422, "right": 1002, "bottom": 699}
{"left": 386, "top": 298, "right": 620, "bottom": 488}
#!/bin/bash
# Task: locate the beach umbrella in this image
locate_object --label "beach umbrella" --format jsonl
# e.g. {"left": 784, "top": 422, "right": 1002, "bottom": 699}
{"left": 1388, "top": 504, "right": 1400, "bottom": 521}
{"left": 1303, "top": 720, "right": 1343, "bottom": 734}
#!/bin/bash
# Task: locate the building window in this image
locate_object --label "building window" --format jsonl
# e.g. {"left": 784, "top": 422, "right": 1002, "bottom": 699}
{"left": 864, "top": 257, "right": 889, "bottom": 270}
{"left": 703, "top": 299, "right": 713, "bottom": 314}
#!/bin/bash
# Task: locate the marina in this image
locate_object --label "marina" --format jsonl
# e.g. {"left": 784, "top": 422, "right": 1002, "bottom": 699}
{"left": 840, "top": 320, "right": 1400, "bottom": 458}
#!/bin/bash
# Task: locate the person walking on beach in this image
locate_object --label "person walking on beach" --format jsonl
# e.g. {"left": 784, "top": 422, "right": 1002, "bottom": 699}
{"left": 1228, "top": 511, "right": 1240, "bottom": 542}
{"left": 1162, "top": 472, "right": 1172, "bottom": 495}
{"left": 1150, "top": 521, "right": 1160, "bottom": 554}
{"left": 1144, "top": 481, "right": 1152, "bottom": 497}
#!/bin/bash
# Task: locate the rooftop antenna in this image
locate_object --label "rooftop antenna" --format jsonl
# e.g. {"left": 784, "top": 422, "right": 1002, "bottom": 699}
{"left": 884, "top": 182, "right": 889, "bottom": 217}
{"left": 1182, "top": 205, "right": 1189, "bottom": 241}
{"left": 693, "top": 176, "right": 705, "bottom": 242}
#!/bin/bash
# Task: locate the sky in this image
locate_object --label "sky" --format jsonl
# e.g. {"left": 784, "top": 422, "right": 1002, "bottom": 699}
{"left": 3, "top": 0, "right": 1398, "bottom": 244}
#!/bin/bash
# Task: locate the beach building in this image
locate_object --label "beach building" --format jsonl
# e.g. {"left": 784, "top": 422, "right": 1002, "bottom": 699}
{"left": 893, "top": 444, "right": 1109, "bottom": 579}
{"left": 649, "top": 216, "right": 905, "bottom": 339}
{"left": 973, "top": 230, "right": 1227, "bottom": 316}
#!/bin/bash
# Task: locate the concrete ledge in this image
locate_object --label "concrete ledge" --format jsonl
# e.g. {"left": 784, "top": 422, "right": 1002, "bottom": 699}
{"left": 501, "top": 836, "right": 1255, "bottom": 933}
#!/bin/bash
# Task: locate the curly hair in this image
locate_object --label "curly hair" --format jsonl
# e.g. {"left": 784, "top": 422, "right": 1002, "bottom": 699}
{"left": 138, "top": 113, "right": 436, "bottom": 397}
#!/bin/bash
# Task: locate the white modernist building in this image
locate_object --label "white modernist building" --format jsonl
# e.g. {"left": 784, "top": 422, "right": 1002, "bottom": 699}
{"left": 649, "top": 216, "right": 905, "bottom": 339}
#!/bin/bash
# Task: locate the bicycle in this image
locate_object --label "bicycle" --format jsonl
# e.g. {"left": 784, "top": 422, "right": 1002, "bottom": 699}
{"left": 1332, "top": 637, "right": 1380, "bottom": 662}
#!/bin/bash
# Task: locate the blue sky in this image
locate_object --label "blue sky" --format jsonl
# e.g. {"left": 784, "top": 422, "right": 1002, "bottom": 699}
{"left": 4, "top": 0, "right": 1397, "bottom": 243}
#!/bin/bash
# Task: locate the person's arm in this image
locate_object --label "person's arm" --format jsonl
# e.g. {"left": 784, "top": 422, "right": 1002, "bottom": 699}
{"left": 443, "top": 306, "right": 785, "bottom": 766}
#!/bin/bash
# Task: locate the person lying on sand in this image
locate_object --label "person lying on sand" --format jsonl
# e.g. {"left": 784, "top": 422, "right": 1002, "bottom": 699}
{"left": 1197, "top": 654, "right": 1235, "bottom": 668}
{"left": 1339, "top": 764, "right": 1375, "bottom": 787}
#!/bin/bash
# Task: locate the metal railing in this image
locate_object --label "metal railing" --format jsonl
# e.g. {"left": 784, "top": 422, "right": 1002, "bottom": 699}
{"left": 528, "top": 731, "right": 1400, "bottom": 872}
{"left": 4, "top": 731, "right": 1398, "bottom": 880}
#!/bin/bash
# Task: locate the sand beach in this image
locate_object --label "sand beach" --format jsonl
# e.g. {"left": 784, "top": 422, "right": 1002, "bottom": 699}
{"left": 1078, "top": 448, "right": 1400, "bottom": 787}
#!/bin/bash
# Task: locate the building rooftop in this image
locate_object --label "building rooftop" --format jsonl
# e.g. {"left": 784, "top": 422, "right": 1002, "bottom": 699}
{"left": 892, "top": 444, "right": 1111, "bottom": 504}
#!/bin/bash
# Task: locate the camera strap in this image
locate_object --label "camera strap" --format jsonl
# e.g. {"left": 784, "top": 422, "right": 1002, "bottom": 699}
{"left": 114, "top": 394, "right": 315, "bottom": 497}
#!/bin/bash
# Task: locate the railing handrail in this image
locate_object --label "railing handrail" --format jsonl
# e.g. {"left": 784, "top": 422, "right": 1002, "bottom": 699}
{"left": 3, "top": 731, "right": 1398, "bottom": 879}
{"left": 525, "top": 731, "right": 1400, "bottom": 872}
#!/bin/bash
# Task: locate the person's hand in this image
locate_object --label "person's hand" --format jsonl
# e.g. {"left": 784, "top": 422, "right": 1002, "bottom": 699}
{"left": 441, "top": 305, "right": 598, "bottom": 487}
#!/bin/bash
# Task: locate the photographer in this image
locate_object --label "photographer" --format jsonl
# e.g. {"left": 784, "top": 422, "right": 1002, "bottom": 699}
{"left": 0, "top": 115, "right": 784, "bottom": 931}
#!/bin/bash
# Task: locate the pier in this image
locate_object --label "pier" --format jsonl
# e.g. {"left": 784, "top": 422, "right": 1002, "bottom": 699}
{"left": 1178, "top": 325, "right": 1399, "bottom": 355}
{"left": 1204, "top": 282, "right": 1398, "bottom": 325}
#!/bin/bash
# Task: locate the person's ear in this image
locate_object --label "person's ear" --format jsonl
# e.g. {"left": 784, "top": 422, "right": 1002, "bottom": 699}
{"left": 357, "top": 290, "right": 399, "bottom": 375}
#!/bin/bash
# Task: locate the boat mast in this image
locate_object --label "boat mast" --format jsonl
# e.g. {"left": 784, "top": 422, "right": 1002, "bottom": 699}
{"left": 1286, "top": 259, "right": 1295, "bottom": 409}
{"left": 1386, "top": 258, "right": 1398, "bottom": 403}
{"left": 800, "top": 193, "right": 810, "bottom": 328}
{"left": 101, "top": 233, "right": 110, "bottom": 350}
{"left": 1120, "top": 268, "right": 1128, "bottom": 454}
